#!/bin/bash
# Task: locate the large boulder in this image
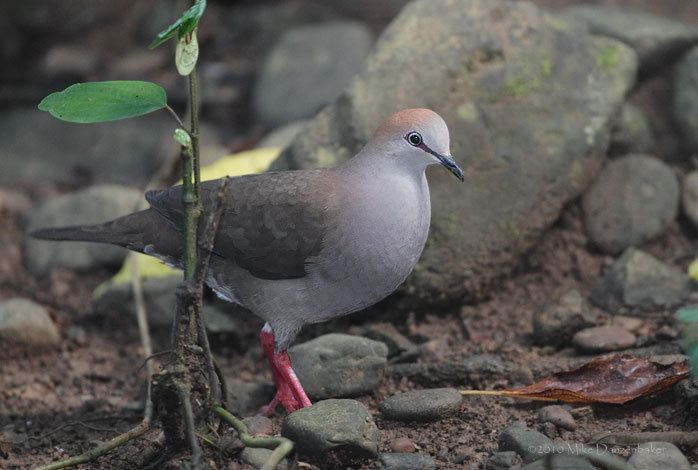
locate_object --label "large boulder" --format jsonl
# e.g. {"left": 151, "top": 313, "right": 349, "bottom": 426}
{"left": 0, "top": 108, "right": 174, "bottom": 186}
{"left": 273, "top": 0, "right": 638, "bottom": 303}
{"left": 563, "top": 6, "right": 698, "bottom": 72}
{"left": 581, "top": 154, "right": 679, "bottom": 254}
{"left": 254, "top": 21, "right": 373, "bottom": 127}
{"left": 674, "top": 46, "right": 698, "bottom": 154}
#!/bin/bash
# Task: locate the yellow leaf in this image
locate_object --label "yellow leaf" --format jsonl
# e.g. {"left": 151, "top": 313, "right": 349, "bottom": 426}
{"left": 95, "top": 147, "right": 281, "bottom": 293}
{"left": 689, "top": 259, "right": 698, "bottom": 281}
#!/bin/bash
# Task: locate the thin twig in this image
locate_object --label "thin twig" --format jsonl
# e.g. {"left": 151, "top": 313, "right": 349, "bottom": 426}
{"left": 29, "top": 420, "right": 121, "bottom": 441}
{"left": 179, "top": 387, "right": 202, "bottom": 467}
{"left": 33, "top": 421, "right": 150, "bottom": 470}
{"left": 188, "top": 70, "right": 201, "bottom": 201}
{"left": 164, "top": 104, "right": 186, "bottom": 130}
{"left": 213, "top": 405, "right": 294, "bottom": 470}
{"left": 130, "top": 256, "right": 155, "bottom": 423}
{"left": 135, "top": 350, "right": 173, "bottom": 374}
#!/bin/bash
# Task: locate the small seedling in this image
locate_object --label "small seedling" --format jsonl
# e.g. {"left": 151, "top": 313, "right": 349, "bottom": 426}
{"left": 34, "top": 2, "right": 292, "bottom": 469}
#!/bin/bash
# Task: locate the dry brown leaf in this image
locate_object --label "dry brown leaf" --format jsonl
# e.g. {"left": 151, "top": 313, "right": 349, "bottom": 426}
{"left": 462, "top": 354, "right": 689, "bottom": 404}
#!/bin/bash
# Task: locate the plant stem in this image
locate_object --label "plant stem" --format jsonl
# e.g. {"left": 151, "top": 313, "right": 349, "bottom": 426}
{"left": 188, "top": 70, "right": 201, "bottom": 202}
{"left": 130, "top": 256, "right": 155, "bottom": 423}
{"left": 213, "top": 405, "right": 294, "bottom": 470}
{"left": 33, "top": 421, "right": 150, "bottom": 470}
{"left": 165, "top": 104, "right": 186, "bottom": 130}
{"left": 181, "top": 142, "right": 197, "bottom": 281}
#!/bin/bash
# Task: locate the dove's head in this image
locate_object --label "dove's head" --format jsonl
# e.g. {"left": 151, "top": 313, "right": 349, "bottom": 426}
{"left": 368, "top": 108, "right": 464, "bottom": 181}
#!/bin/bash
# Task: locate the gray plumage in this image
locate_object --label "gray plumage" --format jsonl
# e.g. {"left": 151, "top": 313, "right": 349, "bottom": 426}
{"left": 32, "top": 108, "right": 463, "bottom": 349}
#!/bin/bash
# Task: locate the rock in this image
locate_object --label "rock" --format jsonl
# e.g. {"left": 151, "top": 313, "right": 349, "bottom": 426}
{"left": 486, "top": 451, "right": 522, "bottom": 470}
{"left": 683, "top": 171, "right": 698, "bottom": 230}
{"left": 257, "top": 121, "right": 309, "bottom": 150}
{"left": 0, "top": 108, "right": 174, "bottom": 186}
{"left": 242, "top": 416, "right": 274, "bottom": 437}
{"left": 523, "top": 454, "right": 596, "bottom": 470}
{"left": 289, "top": 334, "right": 388, "bottom": 400}
{"left": 390, "top": 354, "right": 532, "bottom": 388}
{"left": 675, "top": 47, "right": 698, "bottom": 153}
{"left": 389, "top": 436, "right": 416, "bottom": 453}
{"left": 498, "top": 423, "right": 554, "bottom": 464}
{"left": 226, "top": 380, "right": 275, "bottom": 416}
{"left": 532, "top": 290, "right": 596, "bottom": 347}
{"left": 254, "top": 21, "right": 373, "bottom": 127}
{"left": 611, "top": 103, "right": 656, "bottom": 154}
{"left": 379, "top": 388, "right": 462, "bottom": 422}
{"left": 627, "top": 442, "right": 690, "bottom": 470}
{"left": 582, "top": 154, "right": 679, "bottom": 254}
{"left": 359, "top": 322, "right": 416, "bottom": 357}
{"left": 93, "top": 276, "right": 240, "bottom": 334}
{"left": 380, "top": 453, "right": 436, "bottom": 470}
{"left": 25, "top": 185, "right": 141, "bottom": 276}
{"left": 537, "top": 405, "right": 576, "bottom": 431}
{"left": 0, "top": 189, "right": 32, "bottom": 214}
{"left": 312, "top": 0, "right": 411, "bottom": 25}
{"left": 43, "top": 45, "right": 100, "bottom": 78}
{"left": 563, "top": 6, "right": 698, "bottom": 72}
{"left": 591, "top": 248, "right": 690, "bottom": 312}
{"left": 273, "top": 0, "right": 638, "bottom": 304}
{"left": 572, "top": 325, "right": 637, "bottom": 353}
{"left": 241, "top": 447, "right": 289, "bottom": 470}
{"left": 0, "top": 298, "right": 60, "bottom": 351}
{"left": 281, "top": 399, "right": 379, "bottom": 462}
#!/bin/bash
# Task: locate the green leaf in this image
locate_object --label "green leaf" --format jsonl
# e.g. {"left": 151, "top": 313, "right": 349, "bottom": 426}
{"left": 38, "top": 81, "right": 167, "bottom": 123}
{"left": 677, "top": 306, "right": 698, "bottom": 324}
{"left": 149, "top": 0, "right": 207, "bottom": 50}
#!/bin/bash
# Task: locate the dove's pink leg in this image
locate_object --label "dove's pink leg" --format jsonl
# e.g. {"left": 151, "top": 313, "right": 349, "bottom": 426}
{"left": 259, "top": 324, "right": 312, "bottom": 415}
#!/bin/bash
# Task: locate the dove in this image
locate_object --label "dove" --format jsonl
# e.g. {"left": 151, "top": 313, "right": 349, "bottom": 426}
{"left": 32, "top": 108, "right": 464, "bottom": 414}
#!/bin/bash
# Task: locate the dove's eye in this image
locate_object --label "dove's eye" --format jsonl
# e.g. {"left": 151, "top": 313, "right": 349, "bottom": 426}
{"left": 406, "top": 132, "right": 423, "bottom": 146}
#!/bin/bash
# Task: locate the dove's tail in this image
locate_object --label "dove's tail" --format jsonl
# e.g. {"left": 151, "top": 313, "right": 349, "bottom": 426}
{"left": 30, "top": 209, "right": 154, "bottom": 251}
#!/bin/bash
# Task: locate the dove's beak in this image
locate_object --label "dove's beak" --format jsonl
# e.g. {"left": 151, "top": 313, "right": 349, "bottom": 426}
{"left": 437, "top": 154, "right": 464, "bottom": 182}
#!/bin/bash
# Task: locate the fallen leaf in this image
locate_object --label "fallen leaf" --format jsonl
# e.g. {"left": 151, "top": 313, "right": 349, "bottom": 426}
{"left": 462, "top": 354, "right": 689, "bottom": 404}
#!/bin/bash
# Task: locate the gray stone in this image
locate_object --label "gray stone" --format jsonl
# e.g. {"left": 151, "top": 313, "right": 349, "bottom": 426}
{"left": 532, "top": 290, "right": 596, "bottom": 347}
{"left": 273, "top": 0, "right": 638, "bottom": 304}
{"left": 582, "top": 155, "right": 679, "bottom": 254}
{"left": 0, "top": 108, "right": 174, "bottom": 186}
{"left": 359, "top": 322, "right": 416, "bottom": 358}
{"left": 256, "top": 121, "right": 308, "bottom": 150}
{"left": 627, "top": 442, "right": 690, "bottom": 470}
{"left": 254, "top": 21, "right": 373, "bottom": 127}
{"left": 486, "top": 451, "right": 522, "bottom": 470}
{"left": 0, "top": 189, "right": 32, "bottom": 214}
{"left": 289, "top": 334, "right": 388, "bottom": 400}
{"left": 241, "top": 447, "right": 289, "bottom": 470}
{"left": 380, "top": 453, "right": 436, "bottom": 470}
{"left": 0, "top": 298, "right": 60, "bottom": 351}
{"left": 281, "top": 399, "right": 379, "bottom": 462}
{"left": 93, "top": 276, "right": 239, "bottom": 335}
{"left": 242, "top": 416, "right": 274, "bottom": 437}
{"left": 537, "top": 405, "right": 576, "bottom": 431}
{"left": 591, "top": 248, "right": 690, "bottom": 312}
{"left": 311, "top": 0, "right": 410, "bottom": 25}
{"left": 25, "top": 185, "right": 141, "bottom": 276}
{"left": 43, "top": 45, "right": 100, "bottom": 77}
{"left": 683, "top": 171, "right": 698, "bottom": 230}
{"left": 523, "top": 454, "right": 595, "bottom": 470}
{"left": 611, "top": 103, "right": 656, "bottom": 155}
{"left": 390, "top": 354, "right": 532, "bottom": 388}
{"left": 675, "top": 47, "right": 698, "bottom": 153}
{"left": 379, "top": 388, "right": 462, "bottom": 422}
{"left": 226, "top": 380, "right": 275, "bottom": 416}
{"left": 498, "top": 424, "right": 554, "bottom": 464}
{"left": 564, "top": 5, "right": 698, "bottom": 72}
{"left": 572, "top": 325, "right": 636, "bottom": 353}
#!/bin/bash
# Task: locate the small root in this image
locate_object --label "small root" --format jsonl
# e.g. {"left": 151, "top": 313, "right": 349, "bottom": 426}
{"left": 213, "top": 404, "right": 294, "bottom": 470}
{"left": 33, "top": 421, "right": 150, "bottom": 470}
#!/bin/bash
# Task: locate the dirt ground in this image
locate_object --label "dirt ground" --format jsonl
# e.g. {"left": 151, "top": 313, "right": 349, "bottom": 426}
{"left": 1, "top": 181, "right": 697, "bottom": 470}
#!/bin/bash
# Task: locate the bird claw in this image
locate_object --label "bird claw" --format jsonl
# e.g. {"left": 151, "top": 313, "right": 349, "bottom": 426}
{"left": 260, "top": 325, "right": 312, "bottom": 415}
